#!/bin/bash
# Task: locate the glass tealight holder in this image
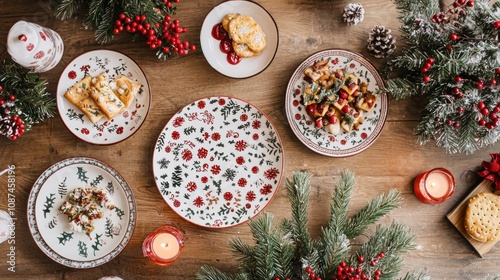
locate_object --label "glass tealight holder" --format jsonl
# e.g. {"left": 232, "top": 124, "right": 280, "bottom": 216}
{"left": 142, "top": 225, "right": 184, "bottom": 265}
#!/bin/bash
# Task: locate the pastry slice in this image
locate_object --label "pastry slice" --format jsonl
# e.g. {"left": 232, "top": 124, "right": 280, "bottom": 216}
{"left": 78, "top": 97, "right": 104, "bottom": 124}
{"left": 64, "top": 75, "right": 92, "bottom": 106}
{"left": 90, "top": 73, "right": 125, "bottom": 119}
{"left": 112, "top": 75, "right": 141, "bottom": 108}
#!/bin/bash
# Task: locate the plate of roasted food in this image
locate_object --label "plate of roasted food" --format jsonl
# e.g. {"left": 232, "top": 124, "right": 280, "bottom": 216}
{"left": 200, "top": 0, "right": 279, "bottom": 78}
{"left": 57, "top": 49, "right": 151, "bottom": 145}
{"left": 285, "top": 49, "right": 388, "bottom": 157}
{"left": 27, "top": 157, "right": 136, "bottom": 268}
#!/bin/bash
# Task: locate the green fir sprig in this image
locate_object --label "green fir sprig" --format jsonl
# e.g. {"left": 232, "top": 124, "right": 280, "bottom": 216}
{"left": 196, "top": 171, "right": 425, "bottom": 280}
{"left": 0, "top": 60, "right": 56, "bottom": 140}
{"left": 48, "top": 0, "right": 193, "bottom": 60}
{"left": 385, "top": 0, "right": 500, "bottom": 154}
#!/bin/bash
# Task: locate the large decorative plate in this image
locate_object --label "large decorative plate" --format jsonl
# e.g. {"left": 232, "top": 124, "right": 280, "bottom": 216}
{"left": 200, "top": 0, "right": 279, "bottom": 78}
{"left": 285, "top": 49, "right": 388, "bottom": 157}
{"left": 152, "top": 96, "right": 284, "bottom": 228}
{"left": 27, "top": 157, "right": 136, "bottom": 268}
{"left": 57, "top": 49, "right": 151, "bottom": 145}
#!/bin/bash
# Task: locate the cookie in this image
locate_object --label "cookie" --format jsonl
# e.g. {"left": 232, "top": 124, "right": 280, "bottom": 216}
{"left": 246, "top": 24, "right": 266, "bottom": 52}
{"left": 232, "top": 41, "right": 261, "bottom": 58}
{"left": 465, "top": 192, "right": 500, "bottom": 242}
{"left": 222, "top": 13, "right": 237, "bottom": 32}
{"left": 228, "top": 15, "right": 258, "bottom": 44}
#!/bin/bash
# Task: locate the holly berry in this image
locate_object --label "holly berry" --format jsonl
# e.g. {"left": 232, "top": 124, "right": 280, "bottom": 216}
{"left": 481, "top": 108, "right": 489, "bottom": 115}
{"left": 477, "top": 101, "right": 486, "bottom": 110}
{"left": 494, "top": 21, "right": 500, "bottom": 30}
{"left": 357, "top": 256, "right": 364, "bottom": 263}
{"left": 426, "top": 57, "right": 435, "bottom": 64}
{"left": 477, "top": 80, "right": 484, "bottom": 90}
{"left": 423, "top": 75, "right": 430, "bottom": 83}
{"left": 450, "top": 33, "right": 460, "bottom": 41}
{"left": 466, "top": 0, "right": 474, "bottom": 7}
{"left": 457, "top": 106, "right": 464, "bottom": 113}
{"left": 478, "top": 119, "right": 486, "bottom": 126}
{"left": 446, "top": 119, "right": 453, "bottom": 126}
{"left": 455, "top": 76, "right": 463, "bottom": 83}
{"left": 9, "top": 94, "right": 15, "bottom": 101}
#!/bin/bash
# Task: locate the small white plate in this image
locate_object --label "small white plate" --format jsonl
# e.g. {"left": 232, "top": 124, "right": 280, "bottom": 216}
{"left": 57, "top": 49, "right": 151, "bottom": 145}
{"left": 285, "top": 49, "right": 388, "bottom": 157}
{"left": 152, "top": 96, "right": 284, "bottom": 228}
{"left": 200, "top": 0, "right": 279, "bottom": 78}
{"left": 27, "top": 157, "right": 136, "bottom": 268}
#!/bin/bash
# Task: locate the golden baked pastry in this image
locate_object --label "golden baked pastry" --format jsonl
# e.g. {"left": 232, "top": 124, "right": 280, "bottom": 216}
{"left": 223, "top": 13, "right": 266, "bottom": 58}
{"left": 232, "top": 41, "right": 261, "bottom": 58}
{"left": 90, "top": 73, "right": 125, "bottom": 120}
{"left": 112, "top": 75, "right": 141, "bottom": 108}
{"left": 465, "top": 192, "right": 500, "bottom": 242}
{"left": 222, "top": 13, "right": 237, "bottom": 32}
{"left": 245, "top": 24, "right": 266, "bottom": 52}
{"left": 64, "top": 75, "right": 92, "bottom": 106}
{"left": 228, "top": 15, "right": 258, "bottom": 44}
{"left": 78, "top": 97, "right": 104, "bottom": 124}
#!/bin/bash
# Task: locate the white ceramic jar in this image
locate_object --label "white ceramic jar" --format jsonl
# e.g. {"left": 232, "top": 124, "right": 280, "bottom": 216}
{"left": 7, "top": 20, "right": 64, "bottom": 73}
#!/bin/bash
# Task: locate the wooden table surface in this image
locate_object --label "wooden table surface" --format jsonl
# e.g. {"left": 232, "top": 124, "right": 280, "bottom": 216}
{"left": 0, "top": 0, "right": 499, "bottom": 279}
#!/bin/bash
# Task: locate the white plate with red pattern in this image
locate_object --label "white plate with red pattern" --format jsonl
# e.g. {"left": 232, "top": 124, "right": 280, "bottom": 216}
{"left": 200, "top": 0, "right": 279, "bottom": 78}
{"left": 152, "top": 96, "right": 284, "bottom": 228}
{"left": 57, "top": 49, "right": 151, "bottom": 145}
{"left": 285, "top": 49, "right": 388, "bottom": 157}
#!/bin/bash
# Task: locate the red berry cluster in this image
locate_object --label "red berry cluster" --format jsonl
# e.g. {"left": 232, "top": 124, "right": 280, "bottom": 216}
{"left": 332, "top": 253, "right": 384, "bottom": 280}
{"left": 0, "top": 86, "right": 25, "bottom": 140}
{"left": 112, "top": 1, "right": 195, "bottom": 59}
{"left": 421, "top": 57, "right": 435, "bottom": 83}
{"left": 476, "top": 101, "right": 500, "bottom": 130}
{"left": 431, "top": 0, "right": 472, "bottom": 24}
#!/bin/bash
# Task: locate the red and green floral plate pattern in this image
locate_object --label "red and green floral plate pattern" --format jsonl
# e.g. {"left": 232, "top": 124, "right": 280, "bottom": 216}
{"left": 57, "top": 49, "right": 151, "bottom": 145}
{"left": 152, "top": 97, "right": 284, "bottom": 228}
{"left": 285, "top": 49, "right": 388, "bottom": 157}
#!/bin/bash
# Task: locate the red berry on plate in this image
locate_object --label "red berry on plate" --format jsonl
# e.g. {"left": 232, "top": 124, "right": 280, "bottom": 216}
{"left": 342, "top": 105, "right": 349, "bottom": 113}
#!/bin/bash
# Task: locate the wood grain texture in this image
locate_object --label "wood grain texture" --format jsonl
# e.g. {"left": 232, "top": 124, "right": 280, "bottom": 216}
{"left": 0, "top": 0, "right": 499, "bottom": 279}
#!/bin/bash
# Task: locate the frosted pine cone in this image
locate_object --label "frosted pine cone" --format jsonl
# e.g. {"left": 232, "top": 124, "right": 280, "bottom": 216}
{"left": 367, "top": 25, "right": 396, "bottom": 58}
{"left": 342, "top": 3, "right": 364, "bottom": 26}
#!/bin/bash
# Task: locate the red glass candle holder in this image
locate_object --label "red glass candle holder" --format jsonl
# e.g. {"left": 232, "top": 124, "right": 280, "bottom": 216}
{"left": 414, "top": 168, "right": 456, "bottom": 204}
{"left": 142, "top": 225, "right": 184, "bottom": 265}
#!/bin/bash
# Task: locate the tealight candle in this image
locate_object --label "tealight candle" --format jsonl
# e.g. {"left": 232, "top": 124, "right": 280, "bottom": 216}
{"left": 143, "top": 225, "right": 184, "bottom": 265}
{"left": 414, "top": 168, "right": 456, "bottom": 204}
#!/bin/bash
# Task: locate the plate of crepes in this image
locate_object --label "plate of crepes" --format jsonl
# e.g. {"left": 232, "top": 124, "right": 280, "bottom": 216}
{"left": 57, "top": 49, "right": 151, "bottom": 144}
{"left": 152, "top": 96, "right": 284, "bottom": 228}
{"left": 200, "top": 0, "right": 279, "bottom": 78}
{"left": 27, "top": 157, "right": 136, "bottom": 268}
{"left": 285, "top": 49, "right": 388, "bottom": 157}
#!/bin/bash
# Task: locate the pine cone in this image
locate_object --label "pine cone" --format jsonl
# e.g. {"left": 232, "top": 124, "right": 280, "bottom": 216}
{"left": 342, "top": 3, "right": 364, "bottom": 26}
{"left": 367, "top": 25, "right": 396, "bottom": 58}
{"left": 0, "top": 116, "right": 15, "bottom": 137}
